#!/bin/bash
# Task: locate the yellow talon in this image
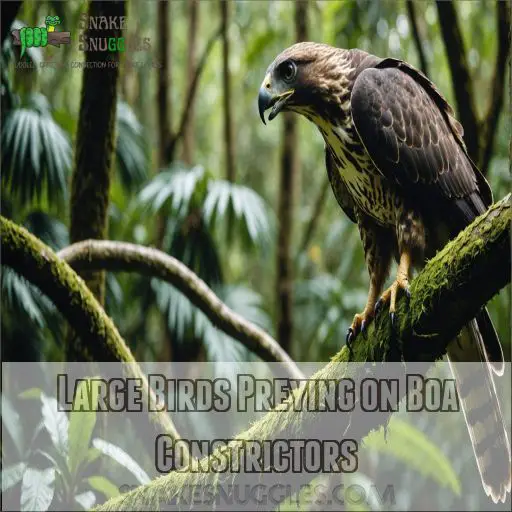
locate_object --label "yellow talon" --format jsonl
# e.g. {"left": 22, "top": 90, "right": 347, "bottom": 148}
{"left": 376, "top": 252, "right": 411, "bottom": 315}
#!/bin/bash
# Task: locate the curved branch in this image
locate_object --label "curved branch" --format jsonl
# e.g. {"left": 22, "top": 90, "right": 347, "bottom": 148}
{"left": 299, "top": 175, "right": 330, "bottom": 253}
{"left": 57, "top": 241, "right": 304, "bottom": 380}
{"left": 95, "top": 196, "right": 511, "bottom": 511}
{"left": 166, "top": 25, "right": 222, "bottom": 161}
{"left": 0, "top": 216, "right": 190, "bottom": 463}
{"left": 480, "top": 0, "right": 511, "bottom": 175}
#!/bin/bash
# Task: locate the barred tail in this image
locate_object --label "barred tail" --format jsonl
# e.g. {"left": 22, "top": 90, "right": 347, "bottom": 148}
{"left": 447, "top": 318, "right": 511, "bottom": 503}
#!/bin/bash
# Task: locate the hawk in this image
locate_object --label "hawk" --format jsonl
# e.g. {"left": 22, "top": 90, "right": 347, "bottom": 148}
{"left": 258, "top": 43, "right": 510, "bottom": 503}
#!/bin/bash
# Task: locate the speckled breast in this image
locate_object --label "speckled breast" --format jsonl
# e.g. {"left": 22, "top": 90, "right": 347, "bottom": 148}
{"left": 320, "top": 121, "right": 402, "bottom": 226}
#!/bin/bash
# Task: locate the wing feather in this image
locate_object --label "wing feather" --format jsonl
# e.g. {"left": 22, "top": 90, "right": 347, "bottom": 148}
{"left": 350, "top": 64, "right": 492, "bottom": 224}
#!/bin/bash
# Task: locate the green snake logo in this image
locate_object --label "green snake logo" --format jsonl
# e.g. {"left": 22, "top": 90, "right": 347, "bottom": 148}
{"left": 18, "top": 15, "right": 61, "bottom": 57}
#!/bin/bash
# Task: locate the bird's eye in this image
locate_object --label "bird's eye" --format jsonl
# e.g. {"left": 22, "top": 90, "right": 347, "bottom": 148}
{"left": 280, "top": 60, "right": 297, "bottom": 83}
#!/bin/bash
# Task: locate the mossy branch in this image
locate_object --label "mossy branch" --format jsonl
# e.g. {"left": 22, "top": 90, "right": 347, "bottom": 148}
{"left": 57, "top": 240, "right": 304, "bottom": 379}
{"left": 94, "top": 196, "right": 511, "bottom": 511}
{"left": 0, "top": 216, "right": 190, "bottom": 463}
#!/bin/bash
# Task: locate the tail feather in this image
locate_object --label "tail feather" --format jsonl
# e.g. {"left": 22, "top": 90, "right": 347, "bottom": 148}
{"left": 447, "top": 319, "right": 511, "bottom": 503}
{"left": 476, "top": 308, "right": 504, "bottom": 376}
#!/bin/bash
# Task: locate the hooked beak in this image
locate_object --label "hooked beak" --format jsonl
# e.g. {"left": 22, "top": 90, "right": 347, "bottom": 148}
{"left": 258, "top": 86, "right": 294, "bottom": 125}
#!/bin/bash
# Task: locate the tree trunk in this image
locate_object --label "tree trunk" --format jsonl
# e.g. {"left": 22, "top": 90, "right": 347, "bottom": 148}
{"left": 69, "top": 0, "right": 124, "bottom": 304}
{"left": 436, "top": 1, "right": 510, "bottom": 175}
{"left": 479, "top": 0, "right": 511, "bottom": 175}
{"left": 156, "top": 0, "right": 174, "bottom": 362}
{"left": 220, "top": 0, "right": 235, "bottom": 182}
{"left": 275, "top": 0, "right": 308, "bottom": 353}
{"left": 182, "top": 0, "right": 199, "bottom": 165}
{"left": 406, "top": 0, "right": 429, "bottom": 76}
{"left": 436, "top": 1, "right": 480, "bottom": 164}
{"left": 157, "top": 0, "right": 172, "bottom": 167}
{"left": 68, "top": 0, "right": 124, "bottom": 359}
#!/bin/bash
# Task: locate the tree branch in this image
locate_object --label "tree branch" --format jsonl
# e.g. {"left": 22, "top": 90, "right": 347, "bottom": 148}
{"left": 0, "top": 216, "right": 190, "bottom": 463}
{"left": 157, "top": 0, "right": 171, "bottom": 167}
{"left": 220, "top": 0, "right": 236, "bottom": 182}
{"left": 436, "top": 0, "right": 480, "bottom": 164}
{"left": 57, "top": 240, "right": 304, "bottom": 380}
{"left": 166, "top": 25, "right": 222, "bottom": 162}
{"left": 406, "top": 0, "right": 429, "bottom": 76}
{"left": 182, "top": 0, "right": 199, "bottom": 164}
{"left": 95, "top": 196, "right": 511, "bottom": 511}
{"left": 480, "top": 0, "right": 511, "bottom": 176}
{"left": 299, "top": 175, "right": 330, "bottom": 254}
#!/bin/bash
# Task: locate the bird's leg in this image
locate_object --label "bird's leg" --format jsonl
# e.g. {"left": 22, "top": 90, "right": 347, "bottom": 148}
{"left": 346, "top": 212, "right": 392, "bottom": 349}
{"left": 375, "top": 251, "right": 412, "bottom": 323}
{"left": 375, "top": 208, "right": 425, "bottom": 326}
{"left": 348, "top": 277, "right": 385, "bottom": 334}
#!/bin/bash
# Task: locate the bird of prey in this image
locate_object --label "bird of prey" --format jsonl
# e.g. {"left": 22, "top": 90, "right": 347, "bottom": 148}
{"left": 258, "top": 42, "right": 510, "bottom": 503}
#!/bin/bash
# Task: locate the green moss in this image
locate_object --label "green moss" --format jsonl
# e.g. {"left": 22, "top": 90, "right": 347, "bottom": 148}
{"left": 1, "top": 216, "right": 184, "bottom": 445}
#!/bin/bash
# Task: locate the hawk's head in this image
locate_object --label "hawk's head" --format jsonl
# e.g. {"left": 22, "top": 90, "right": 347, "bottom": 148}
{"left": 258, "top": 42, "right": 352, "bottom": 125}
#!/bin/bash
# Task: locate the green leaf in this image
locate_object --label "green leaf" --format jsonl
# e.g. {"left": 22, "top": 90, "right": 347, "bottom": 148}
{"left": 343, "top": 472, "right": 381, "bottom": 511}
{"left": 136, "top": 164, "right": 207, "bottom": 218}
{"left": 2, "top": 268, "right": 46, "bottom": 327}
{"left": 23, "top": 211, "right": 69, "bottom": 251}
{"left": 152, "top": 280, "right": 270, "bottom": 364}
{"left": 87, "top": 475, "right": 120, "bottom": 499}
{"left": 92, "top": 438, "right": 150, "bottom": 485}
{"left": 74, "top": 491, "right": 96, "bottom": 510}
{"left": 68, "top": 379, "right": 98, "bottom": 476}
{"left": 1, "top": 96, "right": 71, "bottom": 207}
{"left": 1, "top": 394, "right": 24, "bottom": 457}
{"left": 202, "top": 180, "right": 273, "bottom": 252}
{"left": 84, "top": 447, "right": 101, "bottom": 466}
{"left": 362, "top": 417, "right": 461, "bottom": 496}
{"left": 20, "top": 467, "right": 55, "bottom": 511}
{"left": 40, "top": 394, "right": 68, "bottom": 456}
{"left": 1, "top": 462, "right": 27, "bottom": 493}
{"left": 115, "top": 101, "right": 148, "bottom": 192}
{"left": 18, "top": 387, "right": 43, "bottom": 400}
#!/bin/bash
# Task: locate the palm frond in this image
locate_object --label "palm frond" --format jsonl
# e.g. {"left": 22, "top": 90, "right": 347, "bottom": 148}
{"left": 165, "top": 212, "right": 223, "bottom": 285}
{"left": 152, "top": 279, "right": 211, "bottom": 344}
{"left": 1, "top": 93, "right": 71, "bottom": 207}
{"left": 151, "top": 280, "right": 270, "bottom": 363}
{"left": 294, "top": 272, "right": 368, "bottom": 358}
{"left": 1, "top": 268, "right": 54, "bottom": 328}
{"left": 136, "top": 164, "right": 208, "bottom": 218}
{"left": 202, "top": 180, "right": 273, "bottom": 252}
{"left": 135, "top": 169, "right": 271, "bottom": 275}
{"left": 363, "top": 417, "right": 461, "bottom": 496}
{"left": 115, "top": 101, "right": 148, "bottom": 192}
{"left": 105, "top": 272, "right": 124, "bottom": 319}
{"left": 220, "top": 285, "right": 272, "bottom": 332}
{"left": 23, "top": 211, "right": 68, "bottom": 250}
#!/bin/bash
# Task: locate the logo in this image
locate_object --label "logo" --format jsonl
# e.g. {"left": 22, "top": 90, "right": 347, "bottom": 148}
{"left": 11, "top": 16, "right": 71, "bottom": 58}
